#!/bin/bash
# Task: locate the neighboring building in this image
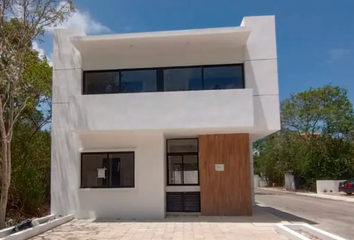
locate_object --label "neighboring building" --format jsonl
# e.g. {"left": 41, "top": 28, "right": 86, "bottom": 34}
{"left": 51, "top": 15, "right": 280, "bottom": 219}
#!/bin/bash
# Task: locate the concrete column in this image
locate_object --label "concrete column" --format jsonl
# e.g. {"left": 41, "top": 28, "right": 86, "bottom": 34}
{"left": 249, "top": 138, "right": 255, "bottom": 206}
{"left": 241, "top": 16, "right": 281, "bottom": 133}
{"left": 51, "top": 29, "right": 86, "bottom": 216}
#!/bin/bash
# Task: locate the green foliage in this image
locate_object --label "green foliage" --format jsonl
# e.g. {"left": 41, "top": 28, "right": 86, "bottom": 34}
{"left": 10, "top": 122, "right": 50, "bottom": 216}
{"left": 281, "top": 85, "right": 354, "bottom": 136}
{"left": 0, "top": 1, "right": 75, "bottom": 227}
{"left": 255, "top": 85, "right": 354, "bottom": 191}
{"left": 0, "top": 26, "right": 52, "bottom": 221}
{"left": 6, "top": 42, "right": 52, "bottom": 219}
{"left": 22, "top": 43, "right": 52, "bottom": 99}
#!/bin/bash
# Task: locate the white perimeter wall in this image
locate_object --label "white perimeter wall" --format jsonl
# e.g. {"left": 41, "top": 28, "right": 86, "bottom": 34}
{"left": 316, "top": 180, "right": 344, "bottom": 194}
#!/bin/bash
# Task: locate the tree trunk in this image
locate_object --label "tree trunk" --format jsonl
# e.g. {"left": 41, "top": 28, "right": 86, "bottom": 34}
{"left": 0, "top": 94, "right": 10, "bottom": 229}
{"left": 0, "top": 139, "right": 8, "bottom": 229}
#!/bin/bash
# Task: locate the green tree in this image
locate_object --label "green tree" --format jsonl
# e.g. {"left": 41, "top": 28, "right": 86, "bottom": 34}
{"left": 255, "top": 85, "right": 354, "bottom": 190}
{"left": 0, "top": 0, "right": 74, "bottom": 228}
{"left": 1, "top": 45, "right": 52, "bottom": 226}
{"left": 9, "top": 46, "right": 52, "bottom": 220}
{"left": 281, "top": 85, "right": 354, "bottom": 137}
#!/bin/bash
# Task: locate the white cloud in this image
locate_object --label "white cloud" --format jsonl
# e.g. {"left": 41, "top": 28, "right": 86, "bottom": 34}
{"left": 32, "top": 42, "right": 45, "bottom": 59}
{"left": 32, "top": 41, "right": 53, "bottom": 66}
{"left": 7, "top": 1, "right": 110, "bottom": 35}
{"left": 13, "top": 1, "right": 110, "bottom": 66}
{"left": 45, "top": 1, "right": 111, "bottom": 34}
{"left": 327, "top": 48, "right": 351, "bottom": 63}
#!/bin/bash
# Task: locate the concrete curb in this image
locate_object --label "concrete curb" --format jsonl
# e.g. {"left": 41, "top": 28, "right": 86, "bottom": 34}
{"left": 275, "top": 224, "right": 308, "bottom": 240}
{"left": 0, "top": 214, "right": 74, "bottom": 240}
{"left": 258, "top": 187, "right": 354, "bottom": 203}
{"left": 275, "top": 223, "right": 347, "bottom": 240}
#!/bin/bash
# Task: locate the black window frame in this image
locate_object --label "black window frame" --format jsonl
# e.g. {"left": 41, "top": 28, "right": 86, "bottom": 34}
{"left": 120, "top": 68, "right": 158, "bottom": 93}
{"left": 166, "top": 138, "right": 199, "bottom": 186}
{"left": 82, "top": 64, "right": 244, "bottom": 95}
{"left": 83, "top": 70, "right": 121, "bottom": 95}
{"left": 80, "top": 151, "right": 135, "bottom": 189}
{"left": 163, "top": 66, "right": 203, "bottom": 92}
{"left": 202, "top": 64, "right": 245, "bottom": 90}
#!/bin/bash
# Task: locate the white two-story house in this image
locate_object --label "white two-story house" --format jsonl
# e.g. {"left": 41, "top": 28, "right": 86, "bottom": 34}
{"left": 51, "top": 15, "right": 280, "bottom": 219}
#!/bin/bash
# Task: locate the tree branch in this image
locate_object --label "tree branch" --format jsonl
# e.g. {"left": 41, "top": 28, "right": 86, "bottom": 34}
{"left": 10, "top": 96, "right": 29, "bottom": 130}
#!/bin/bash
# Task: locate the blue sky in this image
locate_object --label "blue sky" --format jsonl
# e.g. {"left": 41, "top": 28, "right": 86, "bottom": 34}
{"left": 36, "top": 0, "right": 354, "bottom": 102}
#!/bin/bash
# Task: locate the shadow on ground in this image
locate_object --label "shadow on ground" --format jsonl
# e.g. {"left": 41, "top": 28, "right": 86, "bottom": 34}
{"left": 256, "top": 203, "right": 317, "bottom": 225}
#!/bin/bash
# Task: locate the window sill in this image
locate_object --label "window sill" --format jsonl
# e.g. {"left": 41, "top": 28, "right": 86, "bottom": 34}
{"left": 79, "top": 187, "right": 136, "bottom": 192}
{"left": 165, "top": 186, "right": 200, "bottom": 192}
{"left": 80, "top": 148, "right": 136, "bottom": 152}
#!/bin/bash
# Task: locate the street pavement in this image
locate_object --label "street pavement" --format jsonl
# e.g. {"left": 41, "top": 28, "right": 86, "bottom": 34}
{"left": 255, "top": 188, "right": 354, "bottom": 239}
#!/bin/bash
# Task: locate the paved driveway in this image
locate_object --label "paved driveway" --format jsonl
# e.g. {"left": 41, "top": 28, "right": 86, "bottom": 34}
{"left": 256, "top": 188, "right": 354, "bottom": 239}
{"left": 31, "top": 209, "right": 287, "bottom": 240}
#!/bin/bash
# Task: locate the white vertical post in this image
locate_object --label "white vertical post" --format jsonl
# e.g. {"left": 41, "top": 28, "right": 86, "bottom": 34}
{"left": 249, "top": 137, "right": 255, "bottom": 206}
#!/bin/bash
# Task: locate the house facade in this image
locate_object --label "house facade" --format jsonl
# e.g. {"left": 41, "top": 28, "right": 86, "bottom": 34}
{"left": 51, "top": 15, "right": 280, "bottom": 219}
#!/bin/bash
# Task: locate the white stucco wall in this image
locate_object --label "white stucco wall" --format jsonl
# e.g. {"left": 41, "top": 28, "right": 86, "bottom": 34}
{"left": 254, "top": 175, "right": 268, "bottom": 188}
{"left": 52, "top": 30, "right": 164, "bottom": 219}
{"left": 54, "top": 16, "right": 280, "bottom": 136}
{"left": 69, "top": 89, "right": 254, "bottom": 132}
{"left": 77, "top": 132, "right": 165, "bottom": 219}
{"left": 316, "top": 180, "right": 344, "bottom": 194}
{"left": 75, "top": 16, "right": 280, "bottom": 135}
{"left": 51, "top": 29, "right": 85, "bottom": 217}
{"left": 52, "top": 129, "right": 166, "bottom": 219}
{"left": 82, "top": 47, "right": 244, "bottom": 71}
{"left": 242, "top": 16, "right": 280, "bottom": 135}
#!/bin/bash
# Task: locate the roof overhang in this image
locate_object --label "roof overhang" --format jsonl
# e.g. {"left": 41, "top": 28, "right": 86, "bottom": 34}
{"left": 71, "top": 26, "right": 251, "bottom": 56}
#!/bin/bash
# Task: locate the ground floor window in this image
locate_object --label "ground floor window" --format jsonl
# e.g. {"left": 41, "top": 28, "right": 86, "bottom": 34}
{"left": 81, "top": 152, "right": 134, "bottom": 188}
{"left": 167, "top": 139, "right": 199, "bottom": 185}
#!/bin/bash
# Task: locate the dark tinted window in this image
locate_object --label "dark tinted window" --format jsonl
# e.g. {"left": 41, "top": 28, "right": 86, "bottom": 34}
{"left": 81, "top": 153, "right": 109, "bottom": 188}
{"left": 167, "top": 139, "right": 198, "bottom": 153}
{"left": 121, "top": 69, "right": 157, "bottom": 93}
{"left": 84, "top": 71, "right": 120, "bottom": 94}
{"left": 163, "top": 68, "right": 202, "bottom": 91}
{"left": 81, "top": 152, "right": 134, "bottom": 188}
{"left": 167, "top": 139, "right": 199, "bottom": 186}
{"left": 83, "top": 64, "right": 244, "bottom": 94}
{"left": 203, "top": 65, "right": 243, "bottom": 90}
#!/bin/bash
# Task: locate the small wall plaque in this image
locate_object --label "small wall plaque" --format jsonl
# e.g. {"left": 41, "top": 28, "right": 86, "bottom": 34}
{"left": 215, "top": 164, "right": 224, "bottom": 171}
